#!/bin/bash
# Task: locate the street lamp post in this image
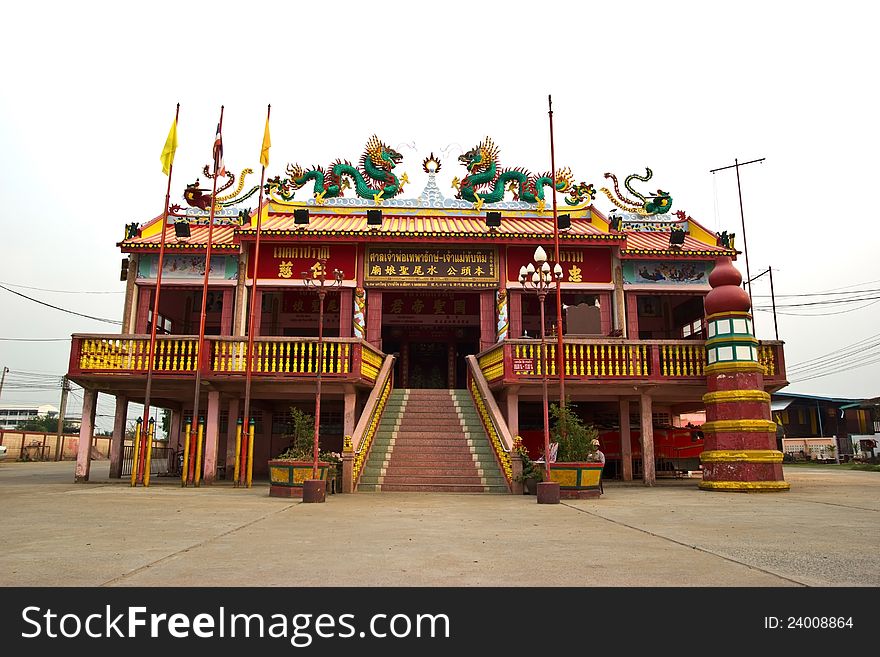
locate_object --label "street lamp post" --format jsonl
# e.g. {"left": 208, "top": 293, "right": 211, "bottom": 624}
{"left": 302, "top": 258, "right": 343, "bottom": 503}
{"left": 519, "top": 246, "right": 563, "bottom": 504}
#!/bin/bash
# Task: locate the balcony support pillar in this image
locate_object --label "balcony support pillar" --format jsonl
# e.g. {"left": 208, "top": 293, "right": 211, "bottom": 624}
{"left": 640, "top": 391, "right": 656, "bottom": 486}
{"left": 619, "top": 398, "right": 633, "bottom": 481}
{"left": 109, "top": 395, "right": 128, "bottom": 479}
{"left": 75, "top": 388, "right": 98, "bottom": 483}
{"left": 202, "top": 390, "right": 221, "bottom": 485}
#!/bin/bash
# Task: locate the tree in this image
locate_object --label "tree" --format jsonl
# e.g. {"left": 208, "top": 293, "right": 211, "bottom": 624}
{"left": 19, "top": 414, "right": 77, "bottom": 434}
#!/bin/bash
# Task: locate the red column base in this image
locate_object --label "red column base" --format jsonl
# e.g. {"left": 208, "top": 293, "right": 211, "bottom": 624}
{"left": 537, "top": 481, "right": 561, "bottom": 504}
{"left": 303, "top": 479, "right": 327, "bottom": 503}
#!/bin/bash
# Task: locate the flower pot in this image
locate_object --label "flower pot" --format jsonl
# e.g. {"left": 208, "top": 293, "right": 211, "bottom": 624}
{"left": 522, "top": 476, "right": 539, "bottom": 495}
{"left": 268, "top": 460, "right": 330, "bottom": 498}
{"left": 548, "top": 462, "right": 603, "bottom": 499}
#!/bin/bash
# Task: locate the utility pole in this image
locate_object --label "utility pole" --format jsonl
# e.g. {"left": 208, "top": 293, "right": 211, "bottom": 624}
{"left": 0, "top": 366, "right": 8, "bottom": 402}
{"left": 747, "top": 266, "right": 779, "bottom": 340}
{"left": 709, "top": 157, "right": 765, "bottom": 309}
{"left": 55, "top": 376, "right": 70, "bottom": 461}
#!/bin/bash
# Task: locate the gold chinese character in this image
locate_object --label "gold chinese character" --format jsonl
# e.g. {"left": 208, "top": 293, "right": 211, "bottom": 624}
{"left": 413, "top": 265, "right": 424, "bottom": 276}
{"left": 474, "top": 266, "right": 484, "bottom": 276}
{"left": 433, "top": 299, "right": 447, "bottom": 314}
{"left": 278, "top": 261, "right": 293, "bottom": 279}
{"left": 292, "top": 300, "right": 303, "bottom": 312}
{"left": 385, "top": 265, "right": 397, "bottom": 275}
{"left": 453, "top": 300, "right": 466, "bottom": 315}
{"left": 399, "top": 265, "right": 410, "bottom": 275}
{"left": 446, "top": 266, "right": 457, "bottom": 275}
{"left": 370, "top": 265, "right": 381, "bottom": 275}
{"left": 412, "top": 299, "right": 424, "bottom": 313}
{"left": 427, "top": 266, "right": 438, "bottom": 275}
{"left": 460, "top": 266, "right": 472, "bottom": 276}
{"left": 391, "top": 299, "right": 404, "bottom": 314}
{"left": 311, "top": 300, "right": 320, "bottom": 312}
{"left": 327, "top": 299, "right": 339, "bottom": 312}
{"left": 310, "top": 261, "right": 326, "bottom": 278}
{"left": 568, "top": 265, "right": 582, "bottom": 283}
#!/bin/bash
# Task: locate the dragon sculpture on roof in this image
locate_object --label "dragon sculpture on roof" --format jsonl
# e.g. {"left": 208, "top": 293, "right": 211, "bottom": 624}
{"left": 182, "top": 168, "right": 259, "bottom": 211}
{"left": 453, "top": 137, "right": 577, "bottom": 210}
{"left": 265, "top": 135, "right": 407, "bottom": 204}
{"left": 600, "top": 168, "right": 672, "bottom": 216}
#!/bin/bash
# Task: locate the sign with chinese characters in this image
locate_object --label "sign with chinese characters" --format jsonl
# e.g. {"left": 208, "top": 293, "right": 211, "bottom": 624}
{"left": 623, "top": 260, "right": 712, "bottom": 285}
{"left": 365, "top": 246, "right": 498, "bottom": 288}
{"left": 381, "top": 291, "right": 480, "bottom": 326}
{"left": 259, "top": 290, "right": 341, "bottom": 329}
{"left": 137, "top": 254, "right": 239, "bottom": 281}
{"left": 505, "top": 247, "right": 612, "bottom": 284}
{"left": 248, "top": 244, "right": 357, "bottom": 281}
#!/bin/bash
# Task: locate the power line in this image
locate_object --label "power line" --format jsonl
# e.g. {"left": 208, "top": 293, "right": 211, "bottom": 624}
{"left": 0, "top": 281, "right": 124, "bottom": 294}
{"left": 0, "top": 284, "right": 122, "bottom": 325}
{"left": 0, "top": 337, "right": 71, "bottom": 342}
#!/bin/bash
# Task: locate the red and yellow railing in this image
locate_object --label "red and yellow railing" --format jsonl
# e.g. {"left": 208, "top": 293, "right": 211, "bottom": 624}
{"left": 467, "top": 355, "right": 513, "bottom": 486}
{"left": 478, "top": 338, "right": 786, "bottom": 384}
{"left": 70, "top": 335, "right": 384, "bottom": 383}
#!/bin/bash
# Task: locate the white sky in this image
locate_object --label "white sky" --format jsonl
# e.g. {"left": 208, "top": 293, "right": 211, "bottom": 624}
{"left": 1, "top": 1, "right": 878, "bottom": 430}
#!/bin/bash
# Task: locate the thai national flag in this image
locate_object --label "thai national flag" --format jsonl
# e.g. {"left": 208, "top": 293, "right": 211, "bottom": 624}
{"left": 213, "top": 123, "right": 225, "bottom": 177}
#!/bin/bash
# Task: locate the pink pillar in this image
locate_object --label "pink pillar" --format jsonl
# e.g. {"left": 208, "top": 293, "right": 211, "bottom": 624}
{"left": 221, "top": 288, "right": 234, "bottom": 334}
{"left": 225, "top": 397, "right": 239, "bottom": 480}
{"left": 339, "top": 288, "right": 353, "bottom": 337}
{"left": 509, "top": 290, "right": 523, "bottom": 339}
{"left": 343, "top": 385, "right": 356, "bottom": 438}
{"left": 202, "top": 390, "right": 221, "bottom": 484}
{"left": 135, "top": 287, "right": 152, "bottom": 333}
{"left": 75, "top": 388, "right": 98, "bottom": 483}
{"left": 619, "top": 398, "right": 633, "bottom": 481}
{"left": 640, "top": 392, "right": 655, "bottom": 486}
{"left": 479, "top": 290, "right": 496, "bottom": 351}
{"left": 169, "top": 409, "right": 183, "bottom": 453}
{"left": 109, "top": 395, "right": 128, "bottom": 478}
{"left": 365, "top": 289, "right": 383, "bottom": 349}
{"left": 504, "top": 386, "right": 519, "bottom": 438}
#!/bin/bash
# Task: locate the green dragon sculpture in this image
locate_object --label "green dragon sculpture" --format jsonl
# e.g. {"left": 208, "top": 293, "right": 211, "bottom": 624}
{"left": 453, "top": 137, "right": 574, "bottom": 210}
{"left": 265, "top": 135, "right": 407, "bottom": 204}
{"left": 600, "top": 168, "right": 672, "bottom": 216}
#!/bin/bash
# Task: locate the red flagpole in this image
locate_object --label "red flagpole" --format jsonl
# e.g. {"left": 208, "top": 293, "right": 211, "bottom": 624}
{"left": 239, "top": 104, "right": 271, "bottom": 488}
{"left": 548, "top": 95, "right": 566, "bottom": 407}
{"left": 137, "top": 102, "right": 180, "bottom": 487}
{"left": 187, "top": 105, "right": 224, "bottom": 487}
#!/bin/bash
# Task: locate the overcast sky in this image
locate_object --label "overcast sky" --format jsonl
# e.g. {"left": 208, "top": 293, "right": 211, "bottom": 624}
{"left": 1, "top": 1, "right": 877, "bottom": 430}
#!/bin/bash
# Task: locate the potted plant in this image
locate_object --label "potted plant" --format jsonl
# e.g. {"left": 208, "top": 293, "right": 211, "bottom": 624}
{"left": 268, "top": 407, "right": 331, "bottom": 498}
{"left": 513, "top": 440, "right": 544, "bottom": 495}
{"left": 548, "top": 402, "right": 603, "bottom": 498}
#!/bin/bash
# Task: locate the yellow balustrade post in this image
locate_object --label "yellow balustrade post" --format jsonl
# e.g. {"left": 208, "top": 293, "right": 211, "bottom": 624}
{"left": 144, "top": 417, "right": 155, "bottom": 487}
{"left": 181, "top": 420, "right": 192, "bottom": 487}
{"left": 233, "top": 417, "right": 242, "bottom": 486}
{"left": 130, "top": 418, "right": 142, "bottom": 487}
{"left": 194, "top": 417, "right": 205, "bottom": 487}
{"left": 271, "top": 341, "right": 278, "bottom": 373}
{"left": 246, "top": 418, "right": 255, "bottom": 488}
{"left": 599, "top": 344, "right": 606, "bottom": 376}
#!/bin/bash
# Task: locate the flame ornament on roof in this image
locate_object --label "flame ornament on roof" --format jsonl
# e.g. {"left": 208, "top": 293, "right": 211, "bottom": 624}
{"left": 181, "top": 168, "right": 260, "bottom": 211}
{"left": 451, "top": 136, "right": 575, "bottom": 210}
{"left": 600, "top": 167, "right": 673, "bottom": 216}
{"left": 265, "top": 135, "right": 407, "bottom": 205}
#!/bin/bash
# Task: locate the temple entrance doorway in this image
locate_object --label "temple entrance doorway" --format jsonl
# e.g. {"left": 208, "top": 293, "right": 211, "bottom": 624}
{"left": 380, "top": 290, "right": 481, "bottom": 389}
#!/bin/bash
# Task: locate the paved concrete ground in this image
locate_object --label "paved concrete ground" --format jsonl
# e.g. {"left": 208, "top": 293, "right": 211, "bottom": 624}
{"left": 1, "top": 460, "right": 877, "bottom": 587}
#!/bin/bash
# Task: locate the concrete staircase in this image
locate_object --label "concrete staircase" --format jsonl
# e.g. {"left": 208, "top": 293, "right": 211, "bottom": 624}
{"left": 357, "top": 388, "right": 509, "bottom": 493}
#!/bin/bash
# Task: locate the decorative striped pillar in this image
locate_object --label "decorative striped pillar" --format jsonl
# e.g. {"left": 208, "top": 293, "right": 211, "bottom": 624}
{"left": 699, "top": 257, "right": 788, "bottom": 492}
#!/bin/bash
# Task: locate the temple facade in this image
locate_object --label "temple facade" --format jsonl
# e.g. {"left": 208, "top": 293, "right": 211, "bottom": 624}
{"left": 67, "top": 137, "right": 788, "bottom": 491}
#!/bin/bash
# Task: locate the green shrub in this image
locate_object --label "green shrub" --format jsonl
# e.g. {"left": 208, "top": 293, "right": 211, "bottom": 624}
{"left": 550, "top": 402, "right": 599, "bottom": 462}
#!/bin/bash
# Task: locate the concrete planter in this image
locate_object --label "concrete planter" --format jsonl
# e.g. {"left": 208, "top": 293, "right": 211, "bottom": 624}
{"left": 548, "top": 462, "right": 603, "bottom": 499}
{"left": 269, "top": 460, "right": 330, "bottom": 498}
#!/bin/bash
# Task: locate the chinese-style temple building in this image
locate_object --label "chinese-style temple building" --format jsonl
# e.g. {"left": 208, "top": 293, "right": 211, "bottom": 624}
{"left": 67, "top": 136, "right": 789, "bottom": 493}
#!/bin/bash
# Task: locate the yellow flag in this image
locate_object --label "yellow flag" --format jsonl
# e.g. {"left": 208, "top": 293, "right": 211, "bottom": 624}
{"left": 160, "top": 117, "right": 178, "bottom": 176}
{"left": 260, "top": 115, "right": 271, "bottom": 168}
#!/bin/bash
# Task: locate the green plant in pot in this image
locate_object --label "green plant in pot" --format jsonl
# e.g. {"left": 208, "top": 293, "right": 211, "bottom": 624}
{"left": 512, "top": 439, "right": 544, "bottom": 495}
{"left": 275, "top": 407, "right": 316, "bottom": 461}
{"left": 550, "top": 401, "right": 599, "bottom": 462}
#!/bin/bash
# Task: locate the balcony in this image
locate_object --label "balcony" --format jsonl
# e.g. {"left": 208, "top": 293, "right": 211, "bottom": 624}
{"left": 68, "top": 334, "right": 385, "bottom": 385}
{"left": 477, "top": 338, "right": 786, "bottom": 388}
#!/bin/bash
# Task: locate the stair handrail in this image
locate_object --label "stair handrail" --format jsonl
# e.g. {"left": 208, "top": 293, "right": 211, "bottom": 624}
{"left": 465, "top": 355, "right": 513, "bottom": 485}
{"left": 349, "top": 354, "right": 395, "bottom": 489}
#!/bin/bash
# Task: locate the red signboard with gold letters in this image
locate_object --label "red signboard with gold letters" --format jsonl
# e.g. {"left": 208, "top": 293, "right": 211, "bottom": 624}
{"left": 365, "top": 246, "right": 498, "bottom": 288}
{"left": 248, "top": 244, "right": 357, "bottom": 280}
{"left": 505, "top": 246, "right": 612, "bottom": 284}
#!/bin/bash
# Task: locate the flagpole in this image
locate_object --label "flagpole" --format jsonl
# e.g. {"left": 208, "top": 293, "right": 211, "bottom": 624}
{"left": 548, "top": 94, "right": 566, "bottom": 407}
{"left": 187, "top": 105, "right": 224, "bottom": 487}
{"left": 137, "top": 102, "right": 180, "bottom": 487}
{"left": 239, "top": 104, "right": 271, "bottom": 488}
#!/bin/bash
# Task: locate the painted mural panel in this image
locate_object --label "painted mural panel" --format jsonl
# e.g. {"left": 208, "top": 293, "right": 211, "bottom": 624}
{"left": 137, "top": 254, "right": 239, "bottom": 280}
{"left": 623, "top": 261, "right": 712, "bottom": 285}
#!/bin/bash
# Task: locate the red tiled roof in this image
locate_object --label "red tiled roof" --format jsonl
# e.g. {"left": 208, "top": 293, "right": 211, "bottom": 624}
{"left": 621, "top": 232, "right": 732, "bottom": 258}
{"left": 120, "top": 225, "right": 237, "bottom": 252}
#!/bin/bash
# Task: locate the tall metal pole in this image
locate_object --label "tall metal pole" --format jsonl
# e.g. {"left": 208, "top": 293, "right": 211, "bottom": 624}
{"left": 240, "top": 104, "right": 271, "bottom": 488}
{"left": 768, "top": 266, "right": 779, "bottom": 341}
{"left": 188, "top": 105, "right": 224, "bottom": 487}
{"left": 548, "top": 95, "right": 565, "bottom": 406}
{"left": 539, "top": 290, "right": 551, "bottom": 480}
{"left": 313, "top": 289, "right": 326, "bottom": 480}
{"left": 139, "top": 102, "right": 180, "bottom": 486}
{"left": 709, "top": 157, "right": 764, "bottom": 323}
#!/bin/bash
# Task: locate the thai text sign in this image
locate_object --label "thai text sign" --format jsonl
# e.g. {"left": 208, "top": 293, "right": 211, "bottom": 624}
{"left": 505, "top": 247, "right": 612, "bottom": 284}
{"left": 512, "top": 358, "right": 535, "bottom": 373}
{"left": 249, "top": 244, "right": 357, "bottom": 281}
{"left": 365, "top": 246, "right": 498, "bottom": 288}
